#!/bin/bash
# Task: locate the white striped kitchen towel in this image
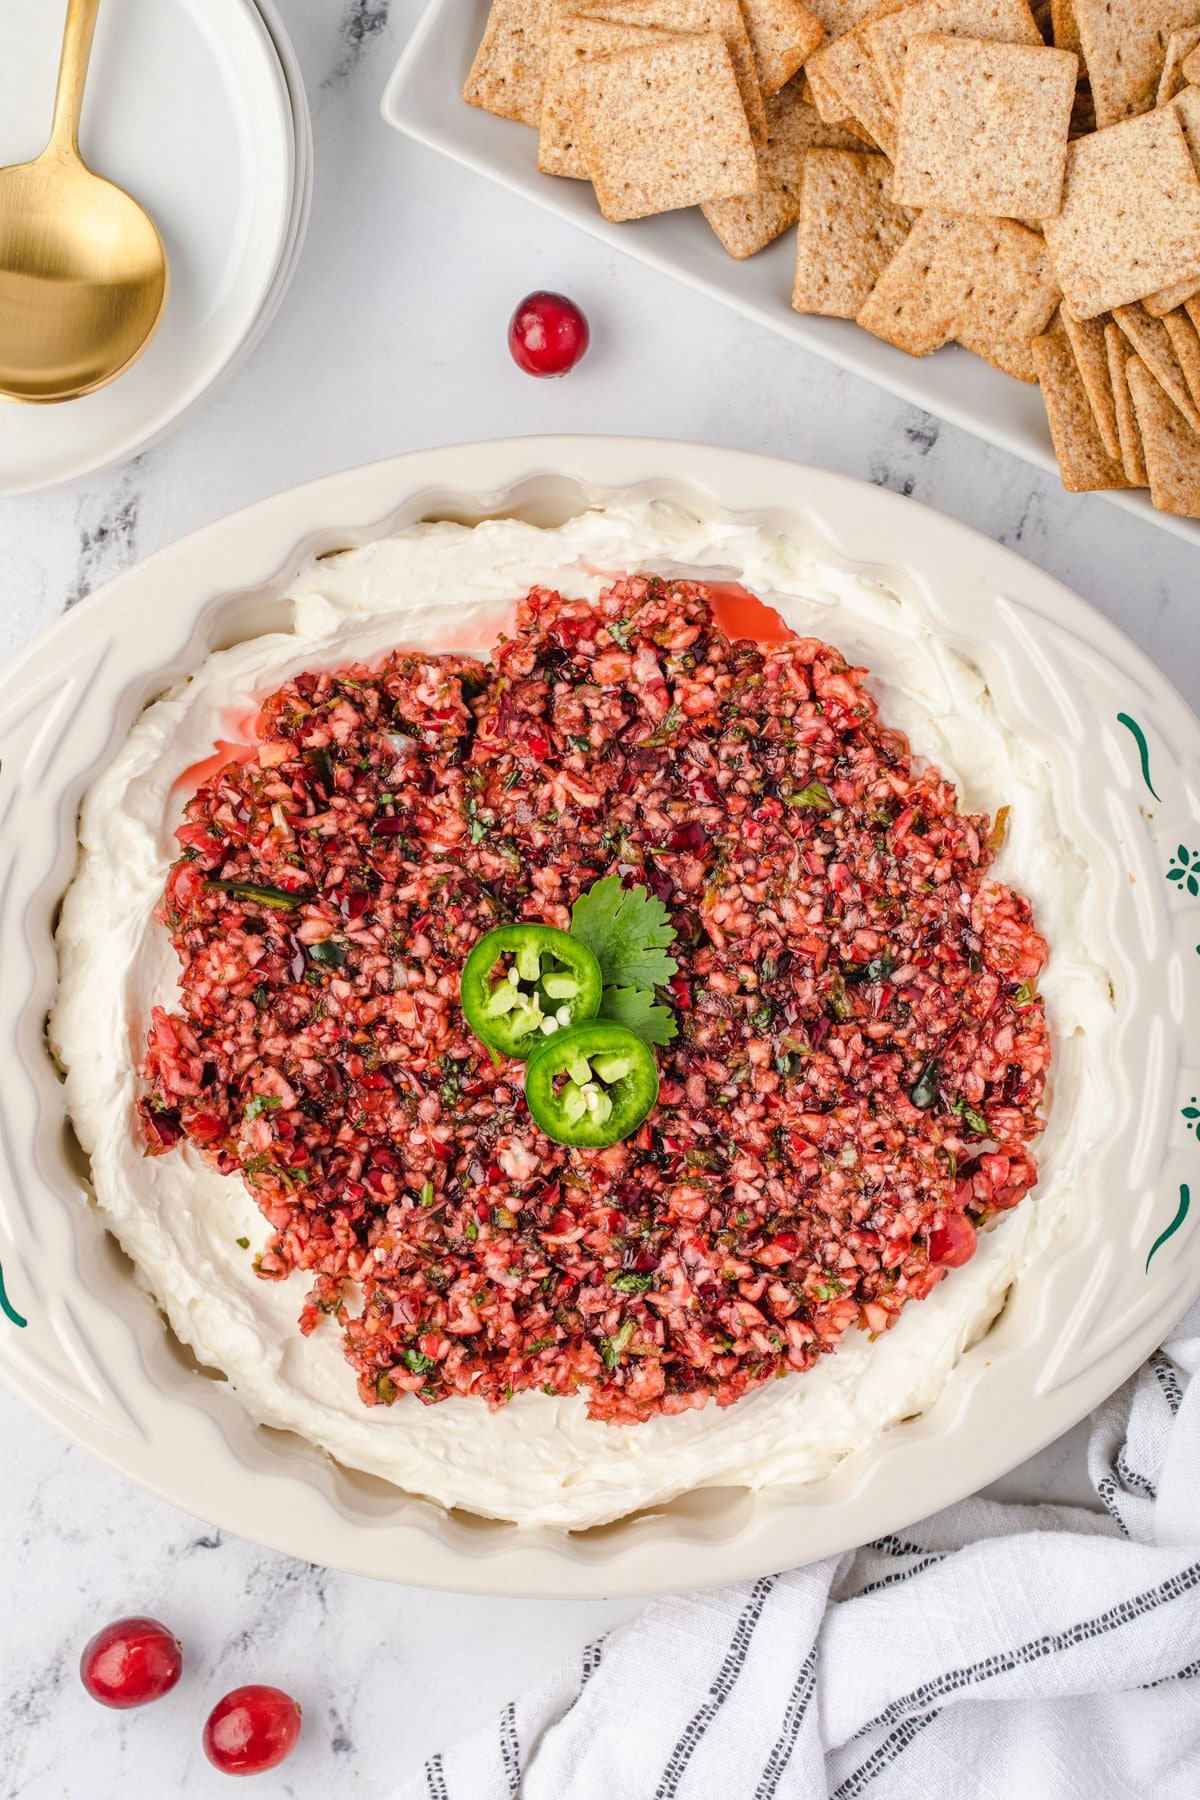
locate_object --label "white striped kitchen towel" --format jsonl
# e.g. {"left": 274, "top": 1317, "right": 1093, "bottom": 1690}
{"left": 398, "top": 1299, "right": 1200, "bottom": 1800}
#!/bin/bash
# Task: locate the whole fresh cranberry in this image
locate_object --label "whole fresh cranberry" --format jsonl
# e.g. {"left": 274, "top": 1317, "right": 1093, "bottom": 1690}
{"left": 929, "top": 1211, "right": 977, "bottom": 1267}
{"left": 508, "top": 291, "right": 590, "bottom": 377}
{"left": 79, "top": 1617, "right": 183, "bottom": 1709}
{"left": 203, "top": 1685, "right": 302, "bottom": 1776}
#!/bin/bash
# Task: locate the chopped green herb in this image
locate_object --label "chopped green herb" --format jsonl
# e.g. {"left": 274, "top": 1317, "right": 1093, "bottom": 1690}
{"left": 607, "top": 1271, "right": 654, "bottom": 1294}
{"left": 570, "top": 875, "right": 678, "bottom": 991}
{"left": 786, "top": 779, "right": 833, "bottom": 811}
{"left": 244, "top": 1094, "right": 282, "bottom": 1121}
{"left": 827, "top": 974, "right": 852, "bottom": 1022}
{"left": 598, "top": 984, "right": 678, "bottom": 1046}
{"left": 235, "top": 1236, "right": 250, "bottom": 1250}
{"left": 910, "top": 1057, "right": 940, "bottom": 1110}
{"left": 844, "top": 954, "right": 896, "bottom": 985}
{"left": 950, "top": 1096, "right": 990, "bottom": 1137}
{"left": 309, "top": 939, "right": 347, "bottom": 967}
{"left": 600, "top": 1319, "right": 636, "bottom": 1369}
{"left": 402, "top": 1347, "right": 435, "bottom": 1375}
{"left": 607, "top": 618, "right": 633, "bottom": 649}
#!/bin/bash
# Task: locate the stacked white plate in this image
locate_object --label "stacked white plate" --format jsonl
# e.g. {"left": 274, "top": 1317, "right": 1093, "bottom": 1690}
{"left": 0, "top": 0, "right": 312, "bottom": 498}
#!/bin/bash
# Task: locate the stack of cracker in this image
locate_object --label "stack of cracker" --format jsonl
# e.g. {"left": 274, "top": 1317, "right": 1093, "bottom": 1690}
{"left": 465, "top": 0, "right": 1200, "bottom": 518}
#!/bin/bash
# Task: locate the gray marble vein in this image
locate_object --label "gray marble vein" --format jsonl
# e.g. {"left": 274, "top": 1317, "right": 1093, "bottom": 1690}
{"left": 0, "top": 0, "right": 1197, "bottom": 1792}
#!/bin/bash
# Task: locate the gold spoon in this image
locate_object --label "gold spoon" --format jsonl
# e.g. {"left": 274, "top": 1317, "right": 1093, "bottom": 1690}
{"left": 0, "top": 0, "right": 168, "bottom": 404}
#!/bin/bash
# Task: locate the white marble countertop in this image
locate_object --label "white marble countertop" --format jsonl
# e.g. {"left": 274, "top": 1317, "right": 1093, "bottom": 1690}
{"left": 2, "top": 2, "right": 1198, "bottom": 1795}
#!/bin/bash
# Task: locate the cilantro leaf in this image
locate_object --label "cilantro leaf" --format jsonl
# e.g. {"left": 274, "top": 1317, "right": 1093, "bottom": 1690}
{"left": 570, "top": 875, "right": 678, "bottom": 990}
{"left": 599, "top": 985, "right": 678, "bottom": 1046}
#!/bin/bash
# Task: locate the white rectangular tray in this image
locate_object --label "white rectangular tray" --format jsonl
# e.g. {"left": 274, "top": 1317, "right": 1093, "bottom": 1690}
{"left": 382, "top": 0, "right": 1200, "bottom": 548}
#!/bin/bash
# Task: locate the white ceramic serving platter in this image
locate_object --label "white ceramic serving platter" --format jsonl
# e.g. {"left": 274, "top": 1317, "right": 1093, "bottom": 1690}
{"left": 0, "top": 0, "right": 299, "bottom": 498}
{"left": 1, "top": 438, "right": 1198, "bottom": 1598}
{"left": 383, "top": 0, "right": 1200, "bottom": 551}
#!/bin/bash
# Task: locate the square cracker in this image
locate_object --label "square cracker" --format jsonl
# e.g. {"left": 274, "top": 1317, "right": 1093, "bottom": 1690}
{"left": 1163, "top": 306, "right": 1200, "bottom": 405}
{"left": 1112, "top": 301, "right": 1200, "bottom": 428}
{"left": 1183, "top": 43, "right": 1200, "bottom": 80}
{"left": 891, "top": 35, "right": 1077, "bottom": 218}
{"left": 740, "top": 0, "right": 825, "bottom": 93}
{"left": 1062, "top": 309, "right": 1121, "bottom": 457}
{"left": 1070, "top": 0, "right": 1200, "bottom": 129}
{"left": 1157, "top": 25, "right": 1200, "bottom": 102}
{"left": 805, "top": 0, "right": 909, "bottom": 151}
{"left": 538, "top": 9, "right": 661, "bottom": 178}
{"left": 1105, "top": 325, "right": 1149, "bottom": 481}
{"left": 1050, "top": 0, "right": 1080, "bottom": 49}
{"left": 867, "top": 0, "right": 1043, "bottom": 103}
{"left": 792, "top": 148, "right": 915, "bottom": 311}
{"left": 1144, "top": 86, "right": 1200, "bottom": 310}
{"left": 1031, "top": 312, "right": 1133, "bottom": 487}
{"left": 1127, "top": 353, "right": 1200, "bottom": 512}
{"left": 589, "top": 0, "right": 769, "bottom": 139}
{"left": 703, "top": 87, "right": 864, "bottom": 255}
{"left": 804, "top": 0, "right": 885, "bottom": 33}
{"left": 857, "top": 210, "right": 1060, "bottom": 375}
{"left": 464, "top": 0, "right": 553, "bottom": 124}
{"left": 570, "top": 33, "right": 758, "bottom": 218}
{"left": 1042, "top": 107, "right": 1200, "bottom": 317}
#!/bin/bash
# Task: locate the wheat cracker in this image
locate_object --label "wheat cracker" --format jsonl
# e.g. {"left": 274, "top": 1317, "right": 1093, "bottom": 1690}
{"left": 867, "top": 0, "right": 1043, "bottom": 103}
{"left": 1031, "top": 311, "right": 1132, "bottom": 487}
{"left": 1112, "top": 301, "right": 1200, "bottom": 428}
{"left": 591, "top": 0, "right": 768, "bottom": 138}
{"left": 740, "top": 0, "right": 825, "bottom": 92}
{"left": 857, "top": 209, "right": 1060, "bottom": 375}
{"left": 1105, "top": 326, "right": 1149, "bottom": 481}
{"left": 1043, "top": 107, "right": 1200, "bottom": 317}
{"left": 1062, "top": 310, "right": 1122, "bottom": 456}
{"left": 570, "top": 32, "right": 758, "bottom": 218}
{"left": 892, "top": 35, "right": 1077, "bottom": 218}
{"left": 1127, "top": 353, "right": 1200, "bottom": 511}
{"left": 1070, "top": 0, "right": 1200, "bottom": 128}
{"left": 703, "top": 86, "right": 864, "bottom": 254}
{"left": 464, "top": 0, "right": 554, "bottom": 124}
{"left": 792, "top": 148, "right": 914, "bottom": 312}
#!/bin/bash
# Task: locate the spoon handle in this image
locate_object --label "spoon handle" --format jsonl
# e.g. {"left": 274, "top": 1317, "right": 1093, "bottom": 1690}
{"left": 48, "top": 0, "right": 102, "bottom": 156}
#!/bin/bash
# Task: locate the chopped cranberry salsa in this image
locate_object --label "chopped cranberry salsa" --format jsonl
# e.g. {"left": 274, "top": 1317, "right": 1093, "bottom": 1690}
{"left": 141, "top": 575, "right": 1050, "bottom": 1425}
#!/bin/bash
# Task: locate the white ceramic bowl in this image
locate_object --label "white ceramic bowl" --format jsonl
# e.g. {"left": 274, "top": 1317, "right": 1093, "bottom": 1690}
{"left": 0, "top": 0, "right": 308, "bottom": 497}
{"left": 2, "top": 439, "right": 1198, "bottom": 1597}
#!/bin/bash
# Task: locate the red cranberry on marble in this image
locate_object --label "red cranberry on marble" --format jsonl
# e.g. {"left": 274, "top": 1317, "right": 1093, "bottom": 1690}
{"left": 508, "top": 291, "right": 590, "bottom": 377}
{"left": 79, "top": 1617, "right": 183, "bottom": 1709}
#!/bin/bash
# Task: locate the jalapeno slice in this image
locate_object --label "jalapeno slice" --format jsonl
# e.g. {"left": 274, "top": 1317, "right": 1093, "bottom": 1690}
{"left": 524, "top": 1021, "right": 659, "bottom": 1147}
{"left": 460, "top": 924, "right": 604, "bottom": 1061}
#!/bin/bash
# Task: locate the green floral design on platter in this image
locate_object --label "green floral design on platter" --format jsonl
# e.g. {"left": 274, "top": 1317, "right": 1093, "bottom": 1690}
{"left": 1116, "top": 713, "right": 1161, "bottom": 801}
{"left": 1186, "top": 1099, "right": 1200, "bottom": 1139}
{"left": 1147, "top": 1185, "right": 1192, "bottom": 1272}
{"left": 0, "top": 1262, "right": 26, "bottom": 1330}
{"left": 1169, "top": 845, "right": 1200, "bottom": 897}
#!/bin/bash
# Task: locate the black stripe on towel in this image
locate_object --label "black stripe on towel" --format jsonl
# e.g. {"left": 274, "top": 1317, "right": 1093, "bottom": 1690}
{"left": 424, "top": 1753, "right": 450, "bottom": 1800}
{"left": 857, "top": 1554, "right": 946, "bottom": 1599}
{"left": 1094, "top": 1472, "right": 1132, "bottom": 1537}
{"left": 499, "top": 1699, "right": 521, "bottom": 1796}
{"left": 1150, "top": 1351, "right": 1183, "bottom": 1417}
{"left": 654, "top": 1576, "right": 778, "bottom": 1799}
{"left": 753, "top": 1645, "right": 818, "bottom": 1799}
{"left": 1115, "top": 1449, "right": 1158, "bottom": 1499}
{"left": 856, "top": 1560, "right": 1200, "bottom": 1738}
{"left": 580, "top": 1637, "right": 605, "bottom": 1692}
{"left": 833, "top": 1709, "right": 942, "bottom": 1796}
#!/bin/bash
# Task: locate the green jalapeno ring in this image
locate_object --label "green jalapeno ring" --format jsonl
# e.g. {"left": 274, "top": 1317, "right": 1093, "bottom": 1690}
{"left": 524, "top": 1021, "right": 659, "bottom": 1148}
{"left": 460, "top": 924, "right": 604, "bottom": 1062}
